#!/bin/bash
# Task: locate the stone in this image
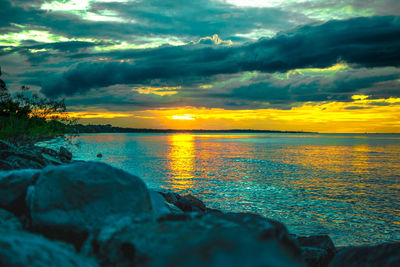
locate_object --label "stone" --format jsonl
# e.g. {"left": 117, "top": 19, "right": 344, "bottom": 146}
{"left": 165, "top": 201, "right": 184, "bottom": 214}
{"left": 175, "top": 197, "right": 197, "bottom": 212}
{"left": 159, "top": 191, "right": 180, "bottom": 205}
{"left": 41, "top": 153, "right": 63, "bottom": 165}
{"left": 97, "top": 153, "right": 102, "bottom": 158}
{"left": 84, "top": 212, "right": 303, "bottom": 267}
{"left": 329, "top": 242, "right": 400, "bottom": 267}
{"left": 0, "top": 146, "right": 50, "bottom": 170}
{"left": 0, "top": 140, "right": 15, "bottom": 151}
{"left": 59, "top": 146, "right": 73, "bottom": 162}
{"left": 295, "top": 235, "right": 336, "bottom": 267}
{"left": 28, "top": 161, "right": 153, "bottom": 248}
{"left": 0, "top": 209, "right": 22, "bottom": 231}
{"left": 182, "top": 194, "right": 207, "bottom": 211}
{"left": 149, "top": 190, "right": 171, "bottom": 218}
{"left": 0, "top": 169, "right": 40, "bottom": 207}
{"left": 0, "top": 229, "right": 98, "bottom": 267}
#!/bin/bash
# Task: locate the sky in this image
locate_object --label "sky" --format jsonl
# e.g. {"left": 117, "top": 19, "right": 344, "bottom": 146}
{"left": 1, "top": 0, "right": 400, "bottom": 133}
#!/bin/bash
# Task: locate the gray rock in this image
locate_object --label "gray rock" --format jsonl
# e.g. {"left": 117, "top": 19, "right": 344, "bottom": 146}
{"left": 0, "top": 209, "right": 22, "bottom": 231}
{"left": 0, "top": 169, "right": 40, "bottom": 207}
{"left": 84, "top": 212, "right": 303, "bottom": 267}
{"left": 295, "top": 235, "right": 336, "bottom": 267}
{"left": 0, "top": 229, "right": 98, "bottom": 267}
{"left": 28, "top": 161, "right": 153, "bottom": 248}
{"left": 329, "top": 242, "right": 400, "bottom": 267}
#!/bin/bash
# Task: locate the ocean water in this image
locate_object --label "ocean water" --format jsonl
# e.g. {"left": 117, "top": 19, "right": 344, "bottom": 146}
{"left": 40, "top": 133, "right": 400, "bottom": 246}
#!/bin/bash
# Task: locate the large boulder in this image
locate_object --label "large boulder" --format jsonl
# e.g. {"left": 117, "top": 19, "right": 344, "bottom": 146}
{"left": 0, "top": 209, "right": 22, "bottom": 231}
{"left": 28, "top": 161, "right": 153, "bottom": 248}
{"left": 329, "top": 242, "right": 400, "bottom": 267}
{"left": 84, "top": 212, "right": 304, "bottom": 266}
{"left": 0, "top": 229, "right": 98, "bottom": 267}
{"left": 0, "top": 169, "right": 40, "bottom": 211}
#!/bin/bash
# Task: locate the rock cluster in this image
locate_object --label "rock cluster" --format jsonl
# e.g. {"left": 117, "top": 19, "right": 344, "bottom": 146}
{"left": 0, "top": 140, "right": 72, "bottom": 170}
{"left": 0, "top": 145, "right": 399, "bottom": 266}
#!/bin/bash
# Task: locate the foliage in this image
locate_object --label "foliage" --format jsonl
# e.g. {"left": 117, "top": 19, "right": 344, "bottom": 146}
{"left": 0, "top": 67, "right": 76, "bottom": 144}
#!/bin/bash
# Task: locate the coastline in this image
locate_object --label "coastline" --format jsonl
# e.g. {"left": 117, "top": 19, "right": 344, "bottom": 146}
{"left": 1, "top": 139, "right": 399, "bottom": 266}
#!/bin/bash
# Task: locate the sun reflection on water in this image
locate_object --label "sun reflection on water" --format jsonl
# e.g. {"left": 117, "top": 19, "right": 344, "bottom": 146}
{"left": 167, "top": 134, "right": 196, "bottom": 191}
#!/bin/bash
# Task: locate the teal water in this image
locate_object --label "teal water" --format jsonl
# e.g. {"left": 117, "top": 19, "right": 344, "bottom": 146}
{"left": 40, "top": 133, "right": 400, "bottom": 246}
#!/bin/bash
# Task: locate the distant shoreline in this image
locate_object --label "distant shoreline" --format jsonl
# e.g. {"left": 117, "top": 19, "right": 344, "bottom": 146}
{"left": 73, "top": 124, "right": 316, "bottom": 134}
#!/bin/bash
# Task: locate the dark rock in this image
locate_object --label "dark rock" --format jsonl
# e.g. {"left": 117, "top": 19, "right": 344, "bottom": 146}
{"left": 41, "top": 153, "right": 62, "bottom": 165}
{"left": 0, "top": 146, "right": 51, "bottom": 170}
{"left": 301, "top": 247, "right": 331, "bottom": 267}
{"left": 84, "top": 212, "right": 303, "bottom": 267}
{"left": 0, "top": 169, "right": 40, "bottom": 207}
{"left": 0, "top": 140, "right": 15, "bottom": 151}
{"left": 0, "top": 229, "right": 98, "bottom": 267}
{"left": 39, "top": 146, "right": 59, "bottom": 157}
{"left": 27, "top": 161, "right": 153, "bottom": 249}
{"left": 1, "top": 153, "right": 46, "bottom": 169}
{"left": 0, "top": 209, "right": 22, "bottom": 231}
{"left": 0, "top": 159, "right": 13, "bottom": 170}
{"left": 155, "top": 228, "right": 303, "bottom": 267}
{"left": 159, "top": 191, "right": 180, "bottom": 205}
{"left": 59, "top": 146, "right": 73, "bottom": 162}
{"left": 206, "top": 207, "right": 223, "bottom": 213}
{"left": 182, "top": 194, "right": 207, "bottom": 211}
{"left": 96, "top": 153, "right": 102, "bottom": 158}
{"left": 329, "top": 242, "right": 400, "bottom": 267}
{"left": 295, "top": 235, "right": 336, "bottom": 267}
{"left": 175, "top": 197, "right": 198, "bottom": 212}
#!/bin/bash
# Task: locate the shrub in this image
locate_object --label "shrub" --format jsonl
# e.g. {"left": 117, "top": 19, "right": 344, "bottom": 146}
{"left": 0, "top": 67, "right": 75, "bottom": 144}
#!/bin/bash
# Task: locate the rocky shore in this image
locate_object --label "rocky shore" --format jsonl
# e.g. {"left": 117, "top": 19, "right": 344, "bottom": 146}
{"left": 0, "top": 140, "right": 399, "bottom": 266}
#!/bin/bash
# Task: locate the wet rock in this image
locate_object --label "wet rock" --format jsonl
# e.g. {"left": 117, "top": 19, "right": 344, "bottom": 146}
{"left": 329, "top": 242, "right": 400, "bottom": 267}
{"left": 0, "top": 209, "right": 22, "bottom": 231}
{"left": 59, "top": 146, "right": 73, "bottom": 162}
{"left": 294, "top": 235, "right": 336, "bottom": 267}
{"left": 0, "top": 229, "right": 98, "bottom": 267}
{"left": 28, "top": 161, "right": 153, "bottom": 249}
{"left": 84, "top": 212, "right": 303, "bottom": 267}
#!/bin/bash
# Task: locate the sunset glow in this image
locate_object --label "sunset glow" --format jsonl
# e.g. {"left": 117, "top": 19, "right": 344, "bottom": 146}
{"left": 171, "top": 115, "right": 195, "bottom": 120}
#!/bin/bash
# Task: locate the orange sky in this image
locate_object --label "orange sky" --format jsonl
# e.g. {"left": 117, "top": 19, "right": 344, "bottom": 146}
{"left": 69, "top": 94, "right": 400, "bottom": 133}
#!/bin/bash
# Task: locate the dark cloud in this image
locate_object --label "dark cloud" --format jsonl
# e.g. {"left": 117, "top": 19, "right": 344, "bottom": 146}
{"left": 229, "top": 70, "right": 400, "bottom": 103}
{"left": 1, "top": 0, "right": 307, "bottom": 44}
{"left": 40, "top": 16, "right": 400, "bottom": 100}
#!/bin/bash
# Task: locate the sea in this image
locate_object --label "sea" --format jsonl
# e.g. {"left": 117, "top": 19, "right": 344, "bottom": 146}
{"left": 38, "top": 132, "right": 400, "bottom": 247}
